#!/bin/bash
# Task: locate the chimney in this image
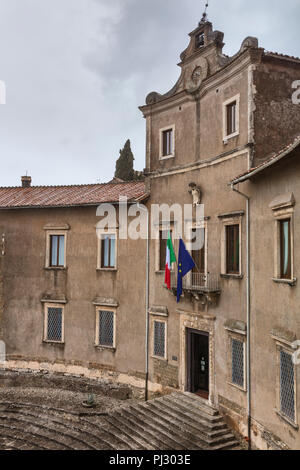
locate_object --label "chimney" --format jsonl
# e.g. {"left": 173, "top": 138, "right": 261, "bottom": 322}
{"left": 21, "top": 176, "right": 32, "bottom": 188}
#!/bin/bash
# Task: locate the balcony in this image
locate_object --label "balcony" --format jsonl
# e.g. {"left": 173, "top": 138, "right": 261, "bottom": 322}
{"left": 170, "top": 272, "right": 220, "bottom": 293}
{"left": 167, "top": 272, "right": 220, "bottom": 308}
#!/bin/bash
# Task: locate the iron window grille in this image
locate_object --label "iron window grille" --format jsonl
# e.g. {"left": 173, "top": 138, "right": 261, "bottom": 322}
{"left": 154, "top": 321, "right": 166, "bottom": 358}
{"left": 99, "top": 310, "right": 115, "bottom": 347}
{"left": 46, "top": 307, "right": 63, "bottom": 342}
{"left": 231, "top": 338, "right": 245, "bottom": 388}
{"left": 280, "top": 350, "right": 295, "bottom": 423}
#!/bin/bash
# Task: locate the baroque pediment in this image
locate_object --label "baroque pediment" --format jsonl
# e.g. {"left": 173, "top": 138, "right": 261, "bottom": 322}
{"left": 144, "top": 21, "right": 259, "bottom": 106}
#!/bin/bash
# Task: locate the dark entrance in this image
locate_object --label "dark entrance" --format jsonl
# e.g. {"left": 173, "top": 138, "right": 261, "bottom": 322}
{"left": 186, "top": 329, "right": 209, "bottom": 399}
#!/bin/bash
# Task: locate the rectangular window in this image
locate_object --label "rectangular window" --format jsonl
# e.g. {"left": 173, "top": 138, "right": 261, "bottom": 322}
{"left": 98, "top": 310, "right": 115, "bottom": 347}
{"left": 280, "top": 350, "right": 295, "bottom": 422}
{"left": 154, "top": 321, "right": 166, "bottom": 358}
{"left": 280, "top": 219, "right": 291, "bottom": 279}
{"left": 159, "top": 229, "right": 169, "bottom": 271}
{"left": 226, "top": 225, "right": 240, "bottom": 274}
{"left": 46, "top": 307, "right": 63, "bottom": 343}
{"left": 50, "top": 235, "right": 65, "bottom": 267}
{"left": 162, "top": 129, "right": 173, "bottom": 157}
{"left": 101, "top": 234, "right": 116, "bottom": 269}
{"left": 231, "top": 338, "right": 245, "bottom": 388}
{"left": 192, "top": 228, "right": 205, "bottom": 274}
{"left": 226, "top": 101, "right": 237, "bottom": 136}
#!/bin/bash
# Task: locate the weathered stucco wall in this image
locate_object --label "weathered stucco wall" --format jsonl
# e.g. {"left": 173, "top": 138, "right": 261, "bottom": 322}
{"left": 0, "top": 206, "right": 147, "bottom": 382}
{"left": 253, "top": 58, "right": 300, "bottom": 166}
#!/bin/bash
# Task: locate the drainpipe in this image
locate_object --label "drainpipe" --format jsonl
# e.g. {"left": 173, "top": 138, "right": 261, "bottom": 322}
{"left": 138, "top": 203, "right": 150, "bottom": 401}
{"left": 231, "top": 184, "right": 251, "bottom": 450}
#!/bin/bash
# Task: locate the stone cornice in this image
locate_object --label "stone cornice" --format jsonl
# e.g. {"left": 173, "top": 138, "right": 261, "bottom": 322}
{"left": 146, "top": 145, "right": 250, "bottom": 179}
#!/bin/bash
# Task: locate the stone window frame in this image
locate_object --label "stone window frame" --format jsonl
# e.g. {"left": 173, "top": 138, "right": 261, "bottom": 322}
{"left": 225, "top": 327, "right": 247, "bottom": 392}
{"left": 95, "top": 306, "right": 117, "bottom": 351}
{"left": 151, "top": 318, "right": 168, "bottom": 361}
{"left": 271, "top": 334, "right": 298, "bottom": 429}
{"left": 271, "top": 206, "right": 296, "bottom": 286}
{"left": 223, "top": 94, "right": 240, "bottom": 142}
{"left": 43, "top": 302, "right": 65, "bottom": 344}
{"left": 97, "top": 228, "right": 118, "bottom": 272}
{"left": 220, "top": 214, "right": 243, "bottom": 278}
{"left": 44, "top": 227, "right": 69, "bottom": 269}
{"left": 159, "top": 125, "right": 176, "bottom": 160}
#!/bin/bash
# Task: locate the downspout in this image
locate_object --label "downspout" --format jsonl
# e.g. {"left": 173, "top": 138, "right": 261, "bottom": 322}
{"left": 138, "top": 203, "right": 150, "bottom": 401}
{"left": 231, "top": 183, "right": 251, "bottom": 450}
{"left": 143, "top": 107, "right": 152, "bottom": 402}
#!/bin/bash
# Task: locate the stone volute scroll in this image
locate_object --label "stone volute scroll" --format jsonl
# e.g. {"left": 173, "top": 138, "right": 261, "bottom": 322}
{"left": 189, "top": 183, "right": 202, "bottom": 207}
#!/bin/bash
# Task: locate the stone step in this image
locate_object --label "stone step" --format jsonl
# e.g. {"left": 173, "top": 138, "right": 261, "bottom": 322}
{"left": 113, "top": 406, "right": 190, "bottom": 450}
{"left": 146, "top": 399, "right": 226, "bottom": 433}
{"left": 102, "top": 414, "right": 154, "bottom": 450}
{"left": 158, "top": 395, "right": 223, "bottom": 425}
{"left": 182, "top": 392, "right": 220, "bottom": 414}
{"left": 135, "top": 402, "right": 236, "bottom": 449}
{"left": 0, "top": 401, "right": 124, "bottom": 450}
{"left": 123, "top": 404, "right": 203, "bottom": 450}
{"left": 79, "top": 417, "right": 137, "bottom": 451}
{"left": 0, "top": 418, "right": 67, "bottom": 450}
{"left": 0, "top": 412, "right": 75, "bottom": 450}
{"left": 0, "top": 424, "right": 48, "bottom": 450}
{"left": 0, "top": 393, "right": 241, "bottom": 451}
{"left": 0, "top": 407, "right": 101, "bottom": 450}
{"left": 168, "top": 393, "right": 221, "bottom": 419}
{"left": 141, "top": 401, "right": 229, "bottom": 441}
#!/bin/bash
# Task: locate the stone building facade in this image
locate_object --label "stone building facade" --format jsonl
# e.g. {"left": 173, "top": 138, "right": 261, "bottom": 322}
{"left": 0, "top": 18, "right": 300, "bottom": 450}
{"left": 139, "top": 19, "right": 300, "bottom": 450}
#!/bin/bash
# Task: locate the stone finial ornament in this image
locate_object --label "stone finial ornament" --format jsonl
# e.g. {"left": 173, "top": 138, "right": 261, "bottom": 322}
{"left": 189, "top": 183, "right": 202, "bottom": 206}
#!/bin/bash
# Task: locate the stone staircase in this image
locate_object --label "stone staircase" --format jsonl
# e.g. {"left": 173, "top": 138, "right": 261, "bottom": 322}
{"left": 0, "top": 392, "right": 241, "bottom": 450}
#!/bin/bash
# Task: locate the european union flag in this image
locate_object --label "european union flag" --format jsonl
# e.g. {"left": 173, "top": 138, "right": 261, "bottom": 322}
{"left": 177, "top": 239, "right": 195, "bottom": 303}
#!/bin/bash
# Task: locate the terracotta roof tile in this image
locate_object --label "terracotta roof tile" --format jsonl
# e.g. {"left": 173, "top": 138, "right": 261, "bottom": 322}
{"left": 0, "top": 181, "right": 147, "bottom": 209}
{"left": 265, "top": 51, "right": 300, "bottom": 62}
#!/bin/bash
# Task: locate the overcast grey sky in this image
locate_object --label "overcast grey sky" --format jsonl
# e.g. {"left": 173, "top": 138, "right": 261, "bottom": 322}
{"left": 0, "top": 0, "right": 299, "bottom": 187}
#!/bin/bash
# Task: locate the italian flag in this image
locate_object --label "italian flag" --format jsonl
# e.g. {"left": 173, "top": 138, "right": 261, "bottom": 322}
{"left": 165, "top": 232, "right": 176, "bottom": 290}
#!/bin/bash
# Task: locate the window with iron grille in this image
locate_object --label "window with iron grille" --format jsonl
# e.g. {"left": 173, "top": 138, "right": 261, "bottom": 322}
{"left": 231, "top": 338, "right": 245, "bottom": 388}
{"left": 46, "top": 307, "right": 63, "bottom": 342}
{"left": 280, "top": 350, "right": 295, "bottom": 422}
{"left": 98, "top": 310, "right": 115, "bottom": 347}
{"left": 154, "top": 321, "right": 166, "bottom": 358}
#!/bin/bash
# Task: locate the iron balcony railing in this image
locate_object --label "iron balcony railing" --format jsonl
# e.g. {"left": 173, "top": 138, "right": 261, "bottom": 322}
{"left": 170, "top": 272, "right": 220, "bottom": 293}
